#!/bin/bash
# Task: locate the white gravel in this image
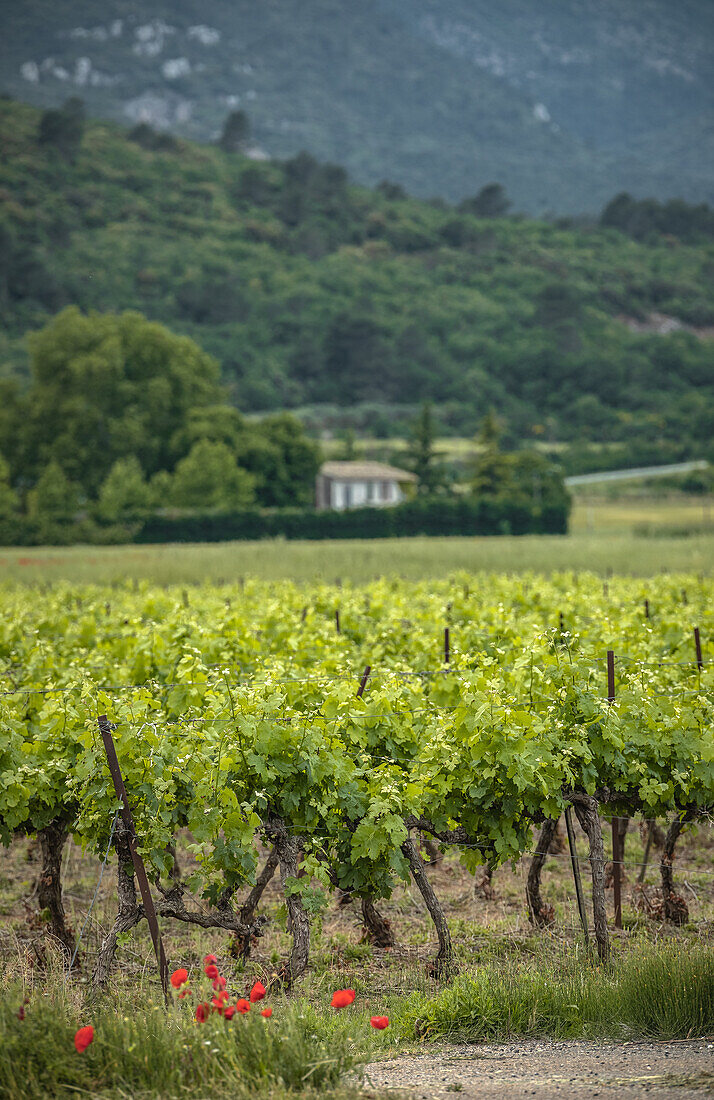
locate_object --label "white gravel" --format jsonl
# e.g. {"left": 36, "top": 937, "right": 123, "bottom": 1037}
{"left": 363, "top": 1039, "right": 714, "bottom": 1098}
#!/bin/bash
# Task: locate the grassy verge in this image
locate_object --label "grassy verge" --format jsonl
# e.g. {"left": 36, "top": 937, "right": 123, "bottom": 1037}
{"left": 404, "top": 941, "right": 714, "bottom": 1043}
{"left": 2, "top": 941, "right": 713, "bottom": 1099}
{"left": 1, "top": 531, "right": 714, "bottom": 584}
{"left": 0, "top": 981, "right": 381, "bottom": 1100}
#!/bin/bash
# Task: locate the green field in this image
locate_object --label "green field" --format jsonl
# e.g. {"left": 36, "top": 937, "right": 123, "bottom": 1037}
{"left": 1, "top": 530, "right": 713, "bottom": 586}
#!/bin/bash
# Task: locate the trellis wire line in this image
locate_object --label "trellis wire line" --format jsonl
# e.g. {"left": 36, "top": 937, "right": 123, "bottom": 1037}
{"left": 66, "top": 810, "right": 119, "bottom": 976}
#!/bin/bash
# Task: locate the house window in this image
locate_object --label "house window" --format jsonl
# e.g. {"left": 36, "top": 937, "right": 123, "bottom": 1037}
{"left": 343, "top": 483, "right": 352, "bottom": 509}
{"left": 366, "top": 480, "right": 375, "bottom": 502}
{"left": 380, "top": 480, "right": 390, "bottom": 501}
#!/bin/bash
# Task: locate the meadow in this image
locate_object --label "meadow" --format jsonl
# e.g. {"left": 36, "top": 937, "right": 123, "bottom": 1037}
{"left": 0, "top": 529, "right": 713, "bottom": 587}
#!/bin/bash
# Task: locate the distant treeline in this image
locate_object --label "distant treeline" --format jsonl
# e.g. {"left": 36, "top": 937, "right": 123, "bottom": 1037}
{"left": 0, "top": 98, "right": 712, "bottom": 451}
{"left": 600, "top": 193, "right": 714, "bottom": 244}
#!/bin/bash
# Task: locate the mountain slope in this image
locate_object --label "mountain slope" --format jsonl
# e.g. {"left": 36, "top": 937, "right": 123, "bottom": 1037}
{"left": 1, "top": 0, "right": 712, "bottom": 213}
{"left": 1, "top": 99, "right": 712, "bottom": 452}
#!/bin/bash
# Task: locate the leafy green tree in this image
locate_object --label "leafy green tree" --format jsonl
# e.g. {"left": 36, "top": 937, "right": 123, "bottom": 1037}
{"left": 0, "top": 455, "right": 17, "bottom": 517}
{"left": 219, "top": 110, "right": 251, "bottom": 153}
{"left": 404, "top": 403, "right": 449, "bottom": 496}
{"left": 27, "top": 461, "right": 79, "bottom": 519}
{"left": 471, "top": 411, "right": 509, "bottom": 496}
{"left": 459, "top": 183, "right": 511, "bottom": 218}
{"left": 337, "top": 429, "right": 357, "bottom": 460}
{"left": 24, "top": 307, "right": 223, "bottom": 494}
{"left": 38, "top": 97, "right": 85, "bottom": 161}
{"left": 235, "top": 413, "right": 322, "bottom": 507}
{"left": 170, "top": 440, "right": 255, "bottom": 510}
{"left": 96, "top": 457, "right": 151, "bottom": 521}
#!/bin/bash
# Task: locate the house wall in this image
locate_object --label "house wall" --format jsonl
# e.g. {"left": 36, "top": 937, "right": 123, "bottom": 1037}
{"left": 318, "top": 477, "right": 403, "bottom": 510}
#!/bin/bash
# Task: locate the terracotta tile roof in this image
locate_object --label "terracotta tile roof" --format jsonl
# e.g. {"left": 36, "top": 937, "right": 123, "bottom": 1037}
{"left": 319, "top": 461, "right": 417, "bottom": 482}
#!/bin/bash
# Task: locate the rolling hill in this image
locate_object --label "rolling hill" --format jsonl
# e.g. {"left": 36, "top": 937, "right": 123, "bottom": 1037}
{"left": 1, "top": 0, "right": 713, "bottom": 213}
{"left": 0, "top": 98, "right": 712, "bottom": 452}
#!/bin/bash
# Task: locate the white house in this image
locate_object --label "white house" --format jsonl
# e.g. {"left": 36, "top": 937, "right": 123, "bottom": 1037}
{"left": 316, "top": 461, "right": 417, "bottom": 511}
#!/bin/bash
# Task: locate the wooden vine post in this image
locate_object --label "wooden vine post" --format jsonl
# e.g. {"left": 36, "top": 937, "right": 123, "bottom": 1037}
{"left": 606, "top": 650, "right": 622, "bottom": 929}
{"left": 97, "top": 715, "right": 169, "bottom": 997}
{"left": 564, "top": 806, "right": 589, "bottom": 948}
{"left": 444, "top": 627, "right": 450, "bottom": 665}
{"left": 694, "top": 627, "right": 703, "bottom": 671}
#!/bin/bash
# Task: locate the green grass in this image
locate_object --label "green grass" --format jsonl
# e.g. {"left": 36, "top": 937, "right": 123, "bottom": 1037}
{"left": 2, "top": 941, "right": 712, "bottom": 1099}
{"left": 0, "top": 983, "right": 370, "bottom": 1100}
{"left": 1, "top": 531, "right": 713, "bottom": 585}
{"left": 404, "top": 940, "right": 714, "bottom": 1043}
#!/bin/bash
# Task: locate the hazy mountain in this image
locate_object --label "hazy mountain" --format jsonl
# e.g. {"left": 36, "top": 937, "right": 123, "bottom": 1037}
{"left": 1, "top": 0, "right": 713, "bottom": 213}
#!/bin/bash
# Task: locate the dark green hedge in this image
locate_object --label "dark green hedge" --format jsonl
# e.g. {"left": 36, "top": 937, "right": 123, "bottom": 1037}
{"left": 0, "top": 496, "right": 569, "bottom": 547}
{"left": 135, "top": 495, "right": 568, "bottom": 543}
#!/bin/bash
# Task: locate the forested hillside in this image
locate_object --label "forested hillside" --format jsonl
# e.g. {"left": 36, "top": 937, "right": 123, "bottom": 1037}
{"left": 1, "top": 99, "right": 712, "bottom": 449}
{"left": 2, "top": 0, "right": 713, "bottom": 212}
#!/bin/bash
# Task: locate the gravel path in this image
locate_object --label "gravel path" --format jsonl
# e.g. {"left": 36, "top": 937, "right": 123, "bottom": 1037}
{"left": 363, "top": 1040, "right": 714, "bottom": 1099}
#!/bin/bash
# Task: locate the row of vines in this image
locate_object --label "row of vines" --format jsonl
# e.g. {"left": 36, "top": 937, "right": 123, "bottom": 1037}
{"left": 1, "top": 572, "right": 712, "bottom": 983}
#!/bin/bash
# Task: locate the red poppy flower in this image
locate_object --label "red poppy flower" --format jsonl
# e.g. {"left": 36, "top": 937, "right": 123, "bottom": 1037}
{"left": 170, "top": 968, "right": 189, "bottom": 989}
{"left": 179, "top": 988, "right": 192, "bottom": 999}
{"left": 223, "top": 1005, "right": 236, "bottom": 1020}
{"left": 17, "top": 1006, "right": 25, "bottom": 1021}
{"left": 212, "top": 976, "right": 227, "bottom": 992}
{"left": 260, "top": 1007, "right": 272, "bottom": 1018}
{"left": 74, "top": 1025, "right": 94, "bottom": 1052}
{"left": 211, "top": 997, "right": 225, "bottom": 1015}
{"left": 370, "top": 1016, "right": 389, "bottom": 1030}
{"left": 330, "top": 989, "right": 355, "bottom": 1009}
{"left": 195, "top": 1003, "right": 210, "bottom": 1023}
{"left": 235, "top": 998, "right": 251, "bottom": 1014}
{"left": 204, "top": 964, "right": 219, "bottom": 980}
{"left": 249, "top": 980, "right": 266, "bottom": 1003}
{"left": 203, "top": 954, "right": 218, "bottom": 964}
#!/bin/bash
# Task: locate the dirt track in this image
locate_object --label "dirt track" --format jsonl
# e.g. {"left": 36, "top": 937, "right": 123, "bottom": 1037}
{"left": 364, "top": 1039, "right": 714, "bottom": 1099}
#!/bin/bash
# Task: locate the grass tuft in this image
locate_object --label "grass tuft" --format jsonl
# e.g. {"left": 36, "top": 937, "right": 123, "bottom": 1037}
{"left": 405, "top": 942, "right": 714, "bottom": 1043}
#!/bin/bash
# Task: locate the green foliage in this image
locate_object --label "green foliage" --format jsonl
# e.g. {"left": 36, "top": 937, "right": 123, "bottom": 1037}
{"left": 23, "top": 307, "right": 223, "bottom": 493}
{"left": 37, "top": 96, "right": 84, "bottom": 162}
{"left": 3, "top": 1, "right": 713, "bottom": 213}
{"left": 0, "top": 457, "right": 17, "bottom": 518}
{"left": 219, "top": 110, "right": 251, "bottom": 154}
{"left": 26, "top": 461, "right": 79, "bottom": 520}
{"left": 0, "top": 100, "right": 712, "bottom": 449}
{"left": 404, "top": 404, "right": 449, "bottom": 496}
{"left": 170, "top": 440, "right": 255, "bottom": 510}
{"left": 236, "top": 414, "right": 322, "bottom": 508}
{"left": 407, "top": 942, "right": 714, "bottom": 1041}
{"left": 459, "top": 183, "right": 511, "bottom": 218}
{"left": 601, "top": 193, "right": 714, "bottom": 243}
{"left": 96, "top": 457, "right": 151, "bottom": 521}
{"left": 0, "top": 983, "right": 360, "bottom": 1099}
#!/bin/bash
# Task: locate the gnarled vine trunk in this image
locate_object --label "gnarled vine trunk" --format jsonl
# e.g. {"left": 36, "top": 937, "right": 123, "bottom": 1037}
{"left": 37, "top": 820, "right": 76, "bottom": 962}
{"left": 571, "top": 795, "right": 610, "bottom": 963}
{"left": 266, "top": 819, "right": 310, "bottom": 988}
{"left": 235, "top": 845, "right": 279, "bottom": 959}
{"left": 660, "top": 809, "right": 694, "bottom": 925}
{"left": 361, "top": 896, "right": 395, "bottom": 947}
{"left": 93, "top": 823, "right": 142, "bottom": 986}
{"left": 402, "top": 836, "right": 452, "bottom": 977}
{"left": 526, "top": 817, "right": 559, "bottom": 926}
